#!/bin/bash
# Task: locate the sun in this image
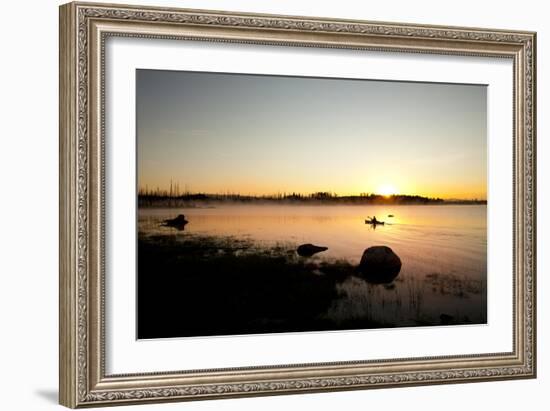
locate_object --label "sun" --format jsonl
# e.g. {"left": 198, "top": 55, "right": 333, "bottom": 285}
{"left": 377, "top": 184, "right": 398, "bottom": 197}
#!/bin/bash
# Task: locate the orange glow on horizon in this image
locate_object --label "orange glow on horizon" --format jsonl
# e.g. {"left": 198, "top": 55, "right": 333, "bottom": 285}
{"left": 376, "top": 184, "right": 398, "bottom": 197}
{"left": 137, "top": 182, "right": 487, "bottom": 201}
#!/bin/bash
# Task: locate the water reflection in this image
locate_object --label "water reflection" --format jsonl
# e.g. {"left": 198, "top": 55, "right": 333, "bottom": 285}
{"left": 140, "top": 204, "right": 486, "bottom": 270}
{"left": 137, "top": 204, "right": 487, "bottom": 337}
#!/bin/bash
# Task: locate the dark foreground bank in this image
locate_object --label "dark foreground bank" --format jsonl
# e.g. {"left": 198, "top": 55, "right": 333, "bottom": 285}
{"left": 137, "top": 233, "right": 485, "bottom": 339}
{"left": 137, "top": 234, "right": 384, "bottom": 338}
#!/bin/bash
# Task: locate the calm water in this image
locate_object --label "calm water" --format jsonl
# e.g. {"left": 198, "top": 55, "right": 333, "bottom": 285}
{"left": 138, "top": 204, "right": 487, "bottom": 328}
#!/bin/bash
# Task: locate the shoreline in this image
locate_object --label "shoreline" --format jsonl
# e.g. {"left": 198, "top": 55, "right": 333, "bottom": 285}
{"left": 137, "top": 201, "right": 488, "bottom": 209}
{"left": 137, "top": 232, "right": 486, "bottom": 339}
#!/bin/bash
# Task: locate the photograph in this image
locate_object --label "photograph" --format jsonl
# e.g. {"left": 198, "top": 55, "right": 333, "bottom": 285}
{"left": 56, "top": 2, "right": 536, "bottom": 407}
{"left": 136, "top": 69, "right": 488, "bottom": 339}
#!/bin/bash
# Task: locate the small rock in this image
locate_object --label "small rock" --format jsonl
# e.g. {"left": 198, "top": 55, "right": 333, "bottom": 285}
{"left": 163, "top": 214, "right": 188, "bottom": 230}
{"left": 297, "top": 243, "right": 328, "bottom": 257}
{"left": 357, "top": 246, "right": 401, "bottom": 284}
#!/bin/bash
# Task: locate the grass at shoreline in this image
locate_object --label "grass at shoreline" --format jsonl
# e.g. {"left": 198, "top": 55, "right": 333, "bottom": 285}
{"left": 137, "top": 233, "right": 387, "bottom": 338}
{"left": 137, "top": 232, "right": 486, "bottom": 339}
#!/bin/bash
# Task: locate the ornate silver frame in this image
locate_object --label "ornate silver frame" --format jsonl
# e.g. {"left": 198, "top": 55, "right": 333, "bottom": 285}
{"left": 59, "top": 2, "right": 536, "bottom": 408}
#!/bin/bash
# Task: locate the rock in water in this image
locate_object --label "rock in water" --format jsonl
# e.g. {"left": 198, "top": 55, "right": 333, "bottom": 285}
{"left": 358, "top": 246, "right": 401, "bottom": 284}
{"left": 163, "top": 214, "right": 189, "bottom": 229}
{"left": 297, "top": 243, "right": 328, "bottom": 257}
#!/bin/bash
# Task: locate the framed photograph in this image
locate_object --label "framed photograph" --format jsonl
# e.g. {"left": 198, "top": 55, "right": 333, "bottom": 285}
{"left": 59, "top": 2, "right": 536, "bottom": 408}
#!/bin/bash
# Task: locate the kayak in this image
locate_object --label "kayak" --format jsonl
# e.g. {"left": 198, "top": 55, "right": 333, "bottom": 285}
{"left": 365, "top": 219, "right": 385, "bottom": 225}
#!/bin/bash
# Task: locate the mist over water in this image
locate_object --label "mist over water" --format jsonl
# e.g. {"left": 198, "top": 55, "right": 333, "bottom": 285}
{"left": 139, "top": 204, "right": 486, "bottom": 278}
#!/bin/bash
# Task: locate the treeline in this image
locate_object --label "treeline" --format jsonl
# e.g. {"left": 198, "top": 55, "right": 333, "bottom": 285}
{"left": 137, "top": 188, "right": 486, "bottom": 207}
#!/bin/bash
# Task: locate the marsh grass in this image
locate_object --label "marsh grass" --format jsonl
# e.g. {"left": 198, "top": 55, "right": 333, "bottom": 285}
{"left": 326, "top": 270, "right": 485, "bottom": 327}
{"left": 137, "top": 233, "right": 486, "bottom": 338}
{"left": 138, "top": 233, "right": 362, "bottom": 338}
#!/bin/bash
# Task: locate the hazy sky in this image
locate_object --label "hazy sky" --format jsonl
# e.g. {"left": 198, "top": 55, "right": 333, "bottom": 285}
{"left": 137, "top": 69, "right": 487, "bottom": 200}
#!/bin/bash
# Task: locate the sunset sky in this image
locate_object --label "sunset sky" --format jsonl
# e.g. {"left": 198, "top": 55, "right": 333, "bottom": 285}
{"left": 137, "top": 70, "right": 487, "bottom": 200}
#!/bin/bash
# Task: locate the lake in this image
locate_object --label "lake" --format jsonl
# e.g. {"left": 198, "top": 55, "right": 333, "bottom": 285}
{"left": 137, "top": 204, "right": 487, "bottom": 338}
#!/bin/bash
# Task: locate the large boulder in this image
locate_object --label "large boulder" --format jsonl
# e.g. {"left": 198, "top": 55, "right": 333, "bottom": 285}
{"left": 297, "top": 243, "right": 328, "bottom": 257}
{"left": 357, "top": 246, "right": 401, "bottom": 284}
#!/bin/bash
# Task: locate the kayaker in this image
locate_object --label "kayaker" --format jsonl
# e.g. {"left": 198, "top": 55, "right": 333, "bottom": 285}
{"left": 371, "top": 216, "right": 378, "bottom": 224}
